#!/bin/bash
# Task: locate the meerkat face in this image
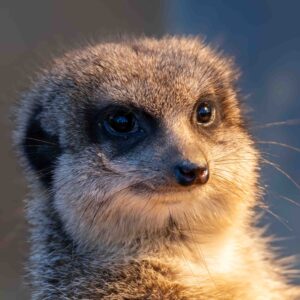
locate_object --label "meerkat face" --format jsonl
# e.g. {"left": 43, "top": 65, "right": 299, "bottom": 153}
{"left": 18, "top": 37, "right": 259, "bottom": 248}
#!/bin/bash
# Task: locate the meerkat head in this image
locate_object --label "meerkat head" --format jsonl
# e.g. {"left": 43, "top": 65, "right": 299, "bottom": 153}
{"left": 16, "top": 37, "right": 259, "bottom": 249}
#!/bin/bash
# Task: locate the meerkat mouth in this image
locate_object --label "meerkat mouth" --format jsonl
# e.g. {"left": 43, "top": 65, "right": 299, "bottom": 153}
{"left": 130, "top": 181, "right": 205, "bottom": 205}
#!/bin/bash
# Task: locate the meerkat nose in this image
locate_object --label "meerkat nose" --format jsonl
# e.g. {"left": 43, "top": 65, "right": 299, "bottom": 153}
{"left": 174, "top": 161, "right": 209, "bottom": 186}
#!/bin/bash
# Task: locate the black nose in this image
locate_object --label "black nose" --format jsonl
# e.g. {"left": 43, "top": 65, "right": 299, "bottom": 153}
{"left": 174, "top": 161, "right": 209, "bottom": 186}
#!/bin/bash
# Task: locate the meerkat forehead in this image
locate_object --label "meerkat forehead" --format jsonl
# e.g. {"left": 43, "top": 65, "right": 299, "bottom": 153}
{"left": 44, "top": 37, "right": 239, "bottom": 121}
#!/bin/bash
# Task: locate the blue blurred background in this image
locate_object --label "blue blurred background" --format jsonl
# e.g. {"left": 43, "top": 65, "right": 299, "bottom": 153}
{"left": 0, "top": 0, "right": 299, "bottom": 298}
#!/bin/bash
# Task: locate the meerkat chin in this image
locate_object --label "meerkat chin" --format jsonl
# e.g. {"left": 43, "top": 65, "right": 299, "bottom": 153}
{"left": 15, "top": 36, "right": 299, "bottom": 299}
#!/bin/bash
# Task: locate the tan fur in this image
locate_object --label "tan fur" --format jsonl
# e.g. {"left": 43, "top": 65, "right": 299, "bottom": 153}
{"left": 15, "top": 36, "right": 299, "bottom": 299}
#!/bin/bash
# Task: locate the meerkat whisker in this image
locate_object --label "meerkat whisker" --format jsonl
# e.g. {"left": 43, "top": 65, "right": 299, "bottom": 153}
{"left": 259, "top": 203, "right": 292, "bottom": 232}
{"left": 25, "top": 137, "right": 58, "bottom": 146}
{"left": 262, "top": 158, "right": 300, "bottom": 191}
{"left": 252, "top": 119, "right": 300, "bottom": 130}
{"left": 258, "top": 140, "right": 300, "bottom": 154}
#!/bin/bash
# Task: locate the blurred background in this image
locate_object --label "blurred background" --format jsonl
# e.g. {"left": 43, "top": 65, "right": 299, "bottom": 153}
{"left": 0, "top": 0, "right": 299, "bottom": 298}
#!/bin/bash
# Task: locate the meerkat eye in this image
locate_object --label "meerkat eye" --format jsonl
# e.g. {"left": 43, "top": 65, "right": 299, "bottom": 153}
{"left": 104, "top": 111, "right": 139, "bottom": 135}
{"left": 196, "top": 101, "right": 215, "bottom": 125}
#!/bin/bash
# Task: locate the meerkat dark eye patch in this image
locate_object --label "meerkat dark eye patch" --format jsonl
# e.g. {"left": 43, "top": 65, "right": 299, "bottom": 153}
{"left": 86, "top": 104, "right": 157, "bottom": 144}
{"left": 22, "top": 106, "right": 61, "bottom": 187}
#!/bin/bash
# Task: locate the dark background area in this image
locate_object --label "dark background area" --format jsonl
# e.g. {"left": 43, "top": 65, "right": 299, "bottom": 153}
{"left": 0, "top": 1, "right": 299, "bottom": 298}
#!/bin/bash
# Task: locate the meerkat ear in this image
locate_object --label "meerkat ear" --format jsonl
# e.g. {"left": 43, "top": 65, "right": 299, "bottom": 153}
{"left": 22, "top": 106, "right": 61, "bottom": 187}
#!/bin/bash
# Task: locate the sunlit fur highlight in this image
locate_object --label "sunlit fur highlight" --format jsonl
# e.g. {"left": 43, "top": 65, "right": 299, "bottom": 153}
{"left": 15, "top": 36, "right": 299, "bottom": 299}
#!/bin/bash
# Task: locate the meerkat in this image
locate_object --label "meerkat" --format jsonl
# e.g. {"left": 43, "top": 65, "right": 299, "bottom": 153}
{"left": 14, "top": 36, "right": 299, "bottom": 299}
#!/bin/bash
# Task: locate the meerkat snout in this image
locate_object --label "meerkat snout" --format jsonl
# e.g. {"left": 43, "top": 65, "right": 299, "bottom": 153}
{"left": 174, "top": 160, "right": 209, "bottom": 186}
